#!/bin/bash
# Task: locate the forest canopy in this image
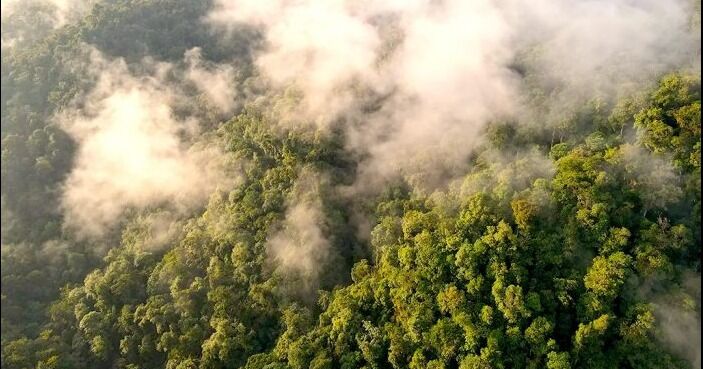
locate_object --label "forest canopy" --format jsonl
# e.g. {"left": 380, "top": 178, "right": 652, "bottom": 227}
{"left": 0, "top": 0, "right": 701, "bottom": 369}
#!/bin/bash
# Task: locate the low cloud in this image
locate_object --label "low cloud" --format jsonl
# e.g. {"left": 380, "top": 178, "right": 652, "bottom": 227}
{"left": 651, "top": 273, "right": 702, "bottom": 369}
{"left": 57, "top": 48, "right": 236, "bottom": 237}
{"left": 1, "top": 0, "right": 91, "bottom": 48}
{"left": 267, "top": 200, "right": 329, "bottom": 281}
{"left": 266, "top": 169, "right": 331, "bottom": 289}
{"left": 617, "top": 144, "right": 683, "bottom": 212}
{"left": 208, "top": 0, "right": 699, "bottom": 194}
{"left": 184, "top": 47, "right": 238, "bottom": 113}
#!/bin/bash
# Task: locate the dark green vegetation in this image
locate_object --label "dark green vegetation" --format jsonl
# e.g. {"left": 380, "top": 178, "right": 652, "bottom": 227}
{"left": 1, "top": 1, "right": 701, "bottom": 368}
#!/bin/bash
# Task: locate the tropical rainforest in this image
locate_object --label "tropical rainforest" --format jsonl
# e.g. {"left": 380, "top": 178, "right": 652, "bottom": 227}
{"left": 1, "top": 0, "right": 701, "bottom": 368}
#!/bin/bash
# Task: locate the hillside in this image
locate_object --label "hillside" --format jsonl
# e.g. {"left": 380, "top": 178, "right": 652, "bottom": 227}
{"left": 1, "top": 1, "right": 701, "bottom": 368}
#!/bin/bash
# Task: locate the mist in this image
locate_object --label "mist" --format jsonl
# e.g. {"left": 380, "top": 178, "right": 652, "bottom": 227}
{"left": 0, "top": 0, "right": 699, "bottom": 368}
{"left": 207, "top": 0, "right": 699, "bottom": 193}
{"left": 618, "top": 144, "right": 684, "bottom": 212}
{"left": 1, "top": 0, "right": 90, "bottom": 48}
{"left": 206, "top": 4, "right": 700, "bottom": 362}
{"left": 649, "top": 273, "right": 702, "bottom": 369}
{"left": 57, "top": 48, "right": 236, "bottom": 237}
{"left": 266, "top": 169, "right": 332, "bottom": 291}
{"left": 184, "top": 47, "right": 239, "bottom": 114}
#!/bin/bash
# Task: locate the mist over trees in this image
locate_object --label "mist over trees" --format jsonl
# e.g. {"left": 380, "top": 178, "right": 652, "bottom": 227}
{"left": 0, "top": 0, "right": 700, "bottom": 369}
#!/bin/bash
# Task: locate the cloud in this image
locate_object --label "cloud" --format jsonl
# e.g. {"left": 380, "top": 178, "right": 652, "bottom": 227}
{"left": 267, "top": 200, "right": 329, "bottom": 280}
{"left": 184, "top": 47, "right": 238, "bottom": 113}
{"left": 266, "top": 169, "right": 331, "bottom": 289}
{"left": 208, "top": 0, "right": 384, "bottom": 127}
{"left": 651, "top": 273, "right": 702, "bottom": 369}
{"left": 345, "top": 0, "right": 518, "bottom": 194}
{"left": 504, "top": 0, "right": 699, "bottom": 93}
{"left": 458, "top": 147, "right": 556, "bottom": 197}
{"left": 617, "top": 144, "right": 683, "bottom": 211}
{"left": 208, "top": 0, "right": 699, "bottom": 194}
{"left": 1, "top": 0, "right": 91, "bottom": 48}
{"left": 57, "top": 48, "right": 236, "bottom": 237}
{"left": 124, "top": 210, "right": 187, "bottom": 252}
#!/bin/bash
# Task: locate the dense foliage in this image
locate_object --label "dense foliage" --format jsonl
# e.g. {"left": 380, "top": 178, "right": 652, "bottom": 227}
{"left": 1, "top": 1, "right": 700, "bottom": 369}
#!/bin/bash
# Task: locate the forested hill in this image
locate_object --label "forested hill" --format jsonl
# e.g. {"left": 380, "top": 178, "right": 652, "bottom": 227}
{"left": 1, "top": 0, "right": 701, "bottom": 368}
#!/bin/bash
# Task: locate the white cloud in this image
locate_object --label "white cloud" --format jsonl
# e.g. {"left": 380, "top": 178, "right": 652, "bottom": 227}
{"left": 58, "top": 48, "right": 236, "bottom": 237}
